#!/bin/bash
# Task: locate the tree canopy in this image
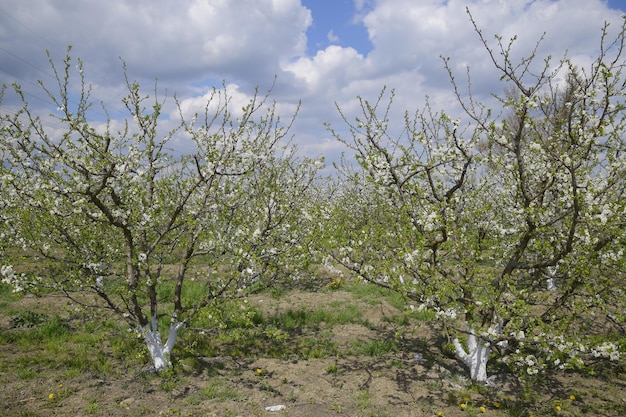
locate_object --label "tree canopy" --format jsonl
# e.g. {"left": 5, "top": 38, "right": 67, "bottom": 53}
{"left": 0, "top": 51, "right": 322, "bottom": 370}
{"left": 1, "top": 15, "right": 624, "bottom": 382}
{"left": 321, "top": 13, "right": 626, "bottom": 381}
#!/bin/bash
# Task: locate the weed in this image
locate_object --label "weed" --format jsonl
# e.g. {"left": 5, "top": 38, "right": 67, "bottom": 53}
{"left": 352, "top": 339, "right": 398, "bottom": 357}
{"left": 426, "top": 380, "right": 442, "bottom": 391}
{"left": 270, "top": 286, "right": 284, "bottom": 299}
{"left": 327, "top": 277, "right": 343, "bottom": 289}
{"left": 346, "top": 282, "right": 406, "bottom": 310}
{"left": 0, "top": 283, "right": 22, "bottom": 302}
{"left": 1, "top": 276, "right": 624, "bottom": 416}
{"left": 15, "top": 366, "right": 39, "bottom": 380}
{"left": 9, "top": 311, "right": 48, "bottom": 328}
{"left": 267, "top": 303, "right": 362, "bottom": 334}
{"left": 84, "top": 399, "right": 100, "bottom": 414}
{"left": 504, "top": 401, "right": 534, "bottom": 417}
{"left": 390, "top": 357, "right": 403, "bottom": 368}
{"left": 160, "top": 373, "right": 181, "bottom": 392}
{"left": 446, "top": 391, "right": 460, "bottom": 406}
{"left": 411, "top": 308, "right": 437, "bottom": 321}
{"left": 297, "top": 335, "right": 338, "bottom": 358}
{"left": 277, "top": 309, "right": 308, "bottom": 331}
{"left": 326, "top": 363, "right": 339, "bottom": 374}
{"left": 354, "top": 389, "right": 371, "bottom": 410}
{"left": 288, "top": 389, "right": 298, "bottom": 402}
{"left": 441, "top": 342, "right": 457, "bottom": 358}
{"left": 177, "top": 356, "right": 202, "bottom": 374}
{"left": 111, "top": 334, "right": 149, "bottom": 364}
{"left": 384, "top": 312, "right": 410, "bottom": 326}
{"left": 199, "top": 379, "right": 246, "bottom": 402}
{"left": 320, "top": 302, "right": 363, "bottom": 324}
{"left": 38, "top": 315, "right": 71, "bottom": 338}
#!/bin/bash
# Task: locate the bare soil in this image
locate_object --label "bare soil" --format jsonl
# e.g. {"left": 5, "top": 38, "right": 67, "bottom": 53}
{"left": 1, "top": 288, "right": 625, "bottom": 417}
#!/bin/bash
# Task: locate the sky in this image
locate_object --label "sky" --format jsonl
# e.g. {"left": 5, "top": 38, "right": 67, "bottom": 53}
{"left": 1, "top": 0, "right": 626, "bottom": 167}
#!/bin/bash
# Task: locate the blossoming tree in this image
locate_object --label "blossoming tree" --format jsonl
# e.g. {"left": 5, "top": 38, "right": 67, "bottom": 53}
{"left": 323, "top": 15, "right": 626, "bottom": 382}
{"left": 0, "top": 51, "right": 322, "bottom": 371}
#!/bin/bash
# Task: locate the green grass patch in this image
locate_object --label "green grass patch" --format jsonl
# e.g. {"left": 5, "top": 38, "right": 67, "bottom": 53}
{"left": 196, "top": 379, "right": 246, "bottom": 402}
{"left": 267, "top": 303, "right": 363, "bottom": 333}
{"left": 344, "top": 281, "right": 406, "bottom": 310}
{"left": 0, "top": 284, "right": 22, "bottom": 304}
{"left": 0, "top": 308, "right": 146, "bottom": 379}
{"left": 410, "top": 308, "right": 437, "bottom": 321}
{"left": 172, "top": 298, "right": 362, "bottom": 360}
{"left": 195, "top": 326, "right": 339, "bottom": 359}
{"left": 296, "top": 334, "right": 338, "bottom": 358}
{"left": 156, "top": 279, "right": 211, "bottom": 306}
{"left": 351, "top": 339, "right": 398, "bottom": 357}
{"left": 9, "top": 311, "right": 48, "bottom": 328}
{"left": 0, "top": 314, "right": 71, "bottom": 346}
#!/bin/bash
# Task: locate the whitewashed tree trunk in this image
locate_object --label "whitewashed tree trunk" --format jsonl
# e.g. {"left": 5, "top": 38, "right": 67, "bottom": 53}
{"left": 453, "top": 328, "right": 491, "bottom": 382}
{"left": 546, "top": 266, "right": 557, "bottom": 291}
{"left": 141, "top": 317, "right": 184, "bottom": 371}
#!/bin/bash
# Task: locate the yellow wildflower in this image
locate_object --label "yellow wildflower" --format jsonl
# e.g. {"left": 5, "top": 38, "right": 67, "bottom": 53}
{"left": 479, "top": 406, "right": 486, "bottom": 413}
{"left": 48, "top": 393, "right": 55, "bottom": 400}
{"left": 555, "top": 405, "right": 562, "bottom": 412}
{"left": 569, "top": 394, "right": 576, "bottom": 401}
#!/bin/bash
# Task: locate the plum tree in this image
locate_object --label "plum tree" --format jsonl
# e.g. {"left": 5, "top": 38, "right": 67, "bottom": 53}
{"left": 322, "top": 14, "right": 626, "bottom": 382}
{"left": 0, "top": 50, "right": 322, "bottom": 371}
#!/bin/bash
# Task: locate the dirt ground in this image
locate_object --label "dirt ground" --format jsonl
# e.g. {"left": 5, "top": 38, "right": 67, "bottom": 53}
{"left": 1, "top": 289, "right": 625, "bottom": 417}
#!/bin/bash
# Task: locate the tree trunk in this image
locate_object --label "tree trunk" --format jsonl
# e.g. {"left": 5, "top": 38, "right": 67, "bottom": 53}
{"left": 453, "top": 328, "right": 490, "bottom": 382}
{"left": 546, "top": 266, "right": 557, "bottom": 291}
{"left": 141, "top": 317, "right": 184, "bottom": 371}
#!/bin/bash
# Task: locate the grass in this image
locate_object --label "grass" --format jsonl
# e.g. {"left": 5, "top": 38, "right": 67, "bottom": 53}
{"left": 267, "top": 302, "right": 364, "bottom": 331}
{"left": 344, "top": 281, "right": 406, "bottom": 310}
{"left": 193, "top": 379, "right": 246, "bottom": 403}
{"left": 84, "top": 399, "right": 101, "bottom": 414}
{"left": 351, "top": 339, "right": 399, "bottom": 357}
{"left": 325, "top": 363, "right": 339, "bottom": 374}
{"left": 1, "top": 283, "right": 376, "bottom": 383}
{"left": 0, "top": 309, "right": 149, "bottom": 381}
{"left": 177, "top": 299, "right": 366, "bottom": 360}
{"left": 1, "top": 280, "right": 625, "bottom": 417}
{"left": 1, "top": 314, "right": 70, "bottom": 346}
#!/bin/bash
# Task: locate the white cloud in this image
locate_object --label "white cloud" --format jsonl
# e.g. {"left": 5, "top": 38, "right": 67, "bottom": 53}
{"left": 2, "top": 0, "right": 311, "bottom": 87}
{"left": 327, "top": 29, "right": 340, "bottom": 43}
{"left": 284, "top": 0, "right": 624, "bottom": 161}
{"left": 1, "top": 0, "right": 624, "bottom": 166}
{"left": 358, "top": 0, "right": 623, "bottom": 91}
{"left": 175, "top": 83, "right": 254, "bottom": 123}
{"left": 283, "top": 45, "right": 366, "bottom": 91}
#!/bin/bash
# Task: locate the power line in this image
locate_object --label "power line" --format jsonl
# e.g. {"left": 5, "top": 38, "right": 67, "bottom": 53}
{"left": 0, "top": 8, "right": 116, "bottom": 121}
{"left": 0, "top": 7, "right": 53, "bottom": 48}
{"left": 0, "top": 104, "right": 70, "bottom": 133}
{"left": 0, "top": 47, "right": 56, "bottom": 82}
{"left": 0, "top": 50, "right": 112, "bottom": 122}
{"left": 0, "top": 63, "right": 60, "bottom": 112}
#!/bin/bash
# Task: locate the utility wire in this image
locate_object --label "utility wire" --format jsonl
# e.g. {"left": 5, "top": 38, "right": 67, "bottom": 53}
{"left": 0, "top": 7, "right": 118, "bottom": 121}
{"left": 0, "top": 7, "right": 53, "bottom": 48}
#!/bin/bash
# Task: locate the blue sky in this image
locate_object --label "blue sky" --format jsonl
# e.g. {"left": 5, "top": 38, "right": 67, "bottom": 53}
{"left": 302, "top": 0, "right": 372, "bottom": 55}
{"left": 1, "top": 0, "right": 625, "bottom": 164}
{"left": 608, "top": 0, "right": 626, "bottom": 11}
